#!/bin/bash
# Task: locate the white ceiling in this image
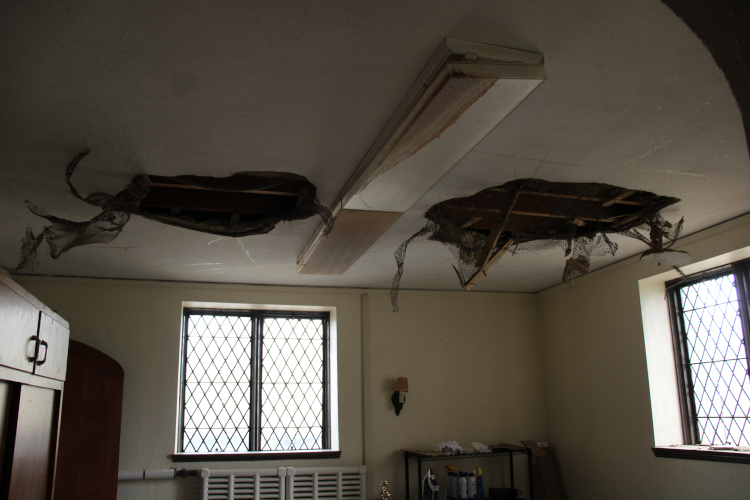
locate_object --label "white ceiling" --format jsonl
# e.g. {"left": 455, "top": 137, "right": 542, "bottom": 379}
{"left": 1, "top": 0, "right": 748, "bottom": 293}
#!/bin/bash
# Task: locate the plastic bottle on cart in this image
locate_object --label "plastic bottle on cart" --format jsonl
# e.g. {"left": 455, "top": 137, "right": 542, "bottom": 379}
{"left": 444, "top": 466, "right": 454, "bottom": 500}
{"left": 445, "top": 465, "right": 453, "bottom": 500}
{"left": 467, "top": 471, "right": 476, "bottom": 500}
{"left": 450, "top": 467, "right": 458, "bottom": 500}
{"left": 457, "top": 472, "right": 468, "bottom": 500}
{"left": 476, "top": 468, "right": 485, "bottom": 500}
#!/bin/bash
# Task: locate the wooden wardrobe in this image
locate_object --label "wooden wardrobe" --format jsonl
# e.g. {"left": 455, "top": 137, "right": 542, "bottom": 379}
{"left": 0, "top": 273, "right": 69, "bottom": 499}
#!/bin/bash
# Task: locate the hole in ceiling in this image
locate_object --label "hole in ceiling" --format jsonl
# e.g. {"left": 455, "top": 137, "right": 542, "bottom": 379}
{"left": 138, "top": 172, "right": 333, "bottom": 237}
{"left": 13, "top": 150, "right": 334, "bottom": 272}
{"left": 390, "top": 178, "right": 688, "bottom": 311}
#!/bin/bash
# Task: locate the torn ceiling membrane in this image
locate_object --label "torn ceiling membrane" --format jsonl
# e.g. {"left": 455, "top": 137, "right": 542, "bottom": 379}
{"left": 15, "top": 150, "right": 334, "bottom": 271}
{"left": 390, "top": 179, "right": 687, "bottom": 310}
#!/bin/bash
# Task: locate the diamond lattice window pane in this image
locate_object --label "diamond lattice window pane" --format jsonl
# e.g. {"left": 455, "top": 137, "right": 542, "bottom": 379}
{"left": 680, "top": 274, "right": 750, "bottom": 446}
{"left": 260, "top": 316, "right": 325, "bottom": 451}
{"left": 182, "top": 314, "right": 253, "bottom": 452}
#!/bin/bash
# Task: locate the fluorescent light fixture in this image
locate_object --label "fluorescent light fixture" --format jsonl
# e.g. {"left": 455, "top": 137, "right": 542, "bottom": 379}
{"left": 298, "top": 38, "right": 546, "bottom": 275}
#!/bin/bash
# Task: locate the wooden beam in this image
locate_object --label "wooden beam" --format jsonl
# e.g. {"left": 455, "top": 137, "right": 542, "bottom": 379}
{"left": 474, "top": 189, "right": 521, "bottom": 269}
{"left": 474, "top": 220, "right": 505, "bottom": 269}
{"left": 460, "top": 216, "right": 483, "bottom": 229}
{"left": 488, "top": 187, "right": 647, "bottom": 206}
{"left": 139, "top": 186, "right": 297, "bottom": 215}
{"left": 441, "top": 193, "right": 635, "bottom": 221}
{"left": 609, "top": 197, "right": 679, "bottom": 230}
{"left": 464, "top": 239, "right": 514, "bottom": 291}
{"left": 602, "top": 190, "right": 636, "bottom": 207}
{"left": 564, "top": 256, "right": 590, "bottom": 276}
{"left": 148, "top": 181, "right": 299, "bottom": 197}
{"left": 147, "top": 175, "right": 300, "bottom": 197}
{"left": 438, "top": 210, "right": 557, "bottom": 233}
{"left": 510, "top": 211, "right": 615, "bottom": 223}
{"left": 609, "top": 205, "right": 655, "bottom": 230}
{"left": 442, "top": 204, "right": 618, "bottom": 223}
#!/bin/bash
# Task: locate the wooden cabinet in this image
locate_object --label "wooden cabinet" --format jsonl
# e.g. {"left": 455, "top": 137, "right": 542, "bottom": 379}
{"left": 0, "top": 279, "right": 40, "bottom": 374}
{"left": 0, "top": 273, "right": 69, "bottom": 500}
{"left": 35, "top": 313, "right": 69, "bottom": 382}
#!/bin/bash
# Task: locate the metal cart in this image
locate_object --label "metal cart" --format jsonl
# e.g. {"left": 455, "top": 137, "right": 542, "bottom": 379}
{"left": 403, "top": 447, "right": 533, "bottom": 500}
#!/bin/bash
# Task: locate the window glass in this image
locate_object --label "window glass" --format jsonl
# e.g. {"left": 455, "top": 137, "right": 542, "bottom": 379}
{"left": 671, "top": 266, "right": 750, "bottom": 447}
{"left": 260, "top": 316, "right": 326, "bottom": 451}
{"left": 180, "top": 309, "right": 330, "bottom": 454}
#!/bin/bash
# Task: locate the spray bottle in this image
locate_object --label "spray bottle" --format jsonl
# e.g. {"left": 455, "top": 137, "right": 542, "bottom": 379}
{"left": 457, "top": 471, "right": 468, "bottom": 500}
{"left": 468, "top": 471, "right": 476, "bottom": 500}
{"left": 476, "top": 468, "right": 485, "bottom": 500}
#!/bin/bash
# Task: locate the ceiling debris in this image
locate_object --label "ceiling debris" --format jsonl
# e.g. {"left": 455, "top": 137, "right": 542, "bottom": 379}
{"left": 17, "top": 203, "right": 131, "bottom": 272}
{"left": 139, "top": 173, "right": 334, "bottom": 238}
{"left": 390, "top": 179, "right": 688, "bottom": 311}
{"left": 622, "top": 214, "right": 690, "bottom": 269}
{"left": 14, "top": 150, "right": 335, "bottom": 272}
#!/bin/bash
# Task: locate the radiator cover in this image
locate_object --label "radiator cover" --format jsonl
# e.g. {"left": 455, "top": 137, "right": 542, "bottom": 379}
{"left": 201, "top": 466, "right": 367, "bottom": 500}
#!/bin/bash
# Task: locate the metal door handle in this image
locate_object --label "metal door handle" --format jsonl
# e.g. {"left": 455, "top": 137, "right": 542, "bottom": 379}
{"left": 27, "top": 335, "right": 40, "bottom": 361}
{"left": 36, "top": 340, "right": 48, "bottom": 365}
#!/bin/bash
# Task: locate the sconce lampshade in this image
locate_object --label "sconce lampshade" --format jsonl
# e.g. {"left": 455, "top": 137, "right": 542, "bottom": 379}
{"left": 395, "top": 377, "right": 409, "bottom": 392}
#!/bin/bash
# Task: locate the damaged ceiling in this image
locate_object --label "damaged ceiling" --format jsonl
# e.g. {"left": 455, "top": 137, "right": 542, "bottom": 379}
{"left": 389, "top": 180, "right": 685, "bottom": 309}
{"left": 0, "top": 1, "right": 749, "bottom": 293}
{"left": 14, "top": 150, "right": 334, "bottom": 272}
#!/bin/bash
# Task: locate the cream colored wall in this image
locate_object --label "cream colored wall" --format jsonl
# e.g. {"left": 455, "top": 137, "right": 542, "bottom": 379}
{"left": 24, "top": 215, "right": 748, "bottom": 500}
{"left": 537, "top": 214, "right": 750, "bottom": 500}
{"left": 363, "top": 292, "right": 547, "bottom": 498}
{"left": 17, "top": 280, "right": 364, "bottom": 500}
{"left": 16, "top": 278, "right": 546, "bottom": 500}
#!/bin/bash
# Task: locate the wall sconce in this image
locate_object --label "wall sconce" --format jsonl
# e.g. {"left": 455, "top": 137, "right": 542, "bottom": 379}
{"left": 391, "top": 377, "right": 409, "bottom": 416}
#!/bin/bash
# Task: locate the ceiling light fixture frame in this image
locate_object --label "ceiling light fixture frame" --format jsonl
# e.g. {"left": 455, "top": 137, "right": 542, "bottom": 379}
{"left": 297, "top": 38, "right": 546, "bottom": 275}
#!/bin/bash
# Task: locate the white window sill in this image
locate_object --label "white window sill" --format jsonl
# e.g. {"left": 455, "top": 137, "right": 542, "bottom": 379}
{"left": 652, "top": 445, "right": 750, "bottom": 464}
{"left": 171, "top": 450, "right": 341, "bottom": 462}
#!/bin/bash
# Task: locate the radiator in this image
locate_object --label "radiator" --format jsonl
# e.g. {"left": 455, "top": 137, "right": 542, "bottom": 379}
{"left": 201, "top": 466, "right": 367, "bottom": 500}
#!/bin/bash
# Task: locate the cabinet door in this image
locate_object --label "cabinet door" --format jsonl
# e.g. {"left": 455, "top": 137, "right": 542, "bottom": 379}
{"left": 0, "top": 280, "right": 39, "bottom": 374}
{"left": 34, "top": 313, "right": 70, "bottom": 381}
{"left": 0, "top": 381, "right": 11, "bottom": 478}
{"left": 5, "top": 384, "right": 60, "bottom": 500}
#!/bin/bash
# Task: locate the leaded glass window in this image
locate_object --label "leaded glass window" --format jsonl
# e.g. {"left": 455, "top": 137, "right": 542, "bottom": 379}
{"left": 180, "top": 309, "right": 330, "bottom": 454}
{"left": 669, "top": 261, "right": 750, "bottom": 447}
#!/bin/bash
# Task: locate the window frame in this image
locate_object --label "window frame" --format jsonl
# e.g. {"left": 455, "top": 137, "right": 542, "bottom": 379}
{"left": 173, "top": 307, "right": 340, "bottom": 461}
{"left": 666, "top": 258, "right": 750, "bottom": 448}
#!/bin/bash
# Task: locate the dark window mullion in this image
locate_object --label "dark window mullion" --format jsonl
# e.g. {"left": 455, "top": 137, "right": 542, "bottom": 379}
{"left": 669, "top": 287, "right": 701, "bottom": 444}
{"left": 180, "top": 312, "right": 191, "bottom": 452}
{"left": 250, "top": 312, "right": 263, "bottom": 451}
{"left": 732, "top": 263, "right": 750, "bottom": 380}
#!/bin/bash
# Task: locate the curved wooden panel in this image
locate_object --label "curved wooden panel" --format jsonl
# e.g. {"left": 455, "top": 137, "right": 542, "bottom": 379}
{"left": 54, "top": 340, "right": 124, "bottom": 500}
